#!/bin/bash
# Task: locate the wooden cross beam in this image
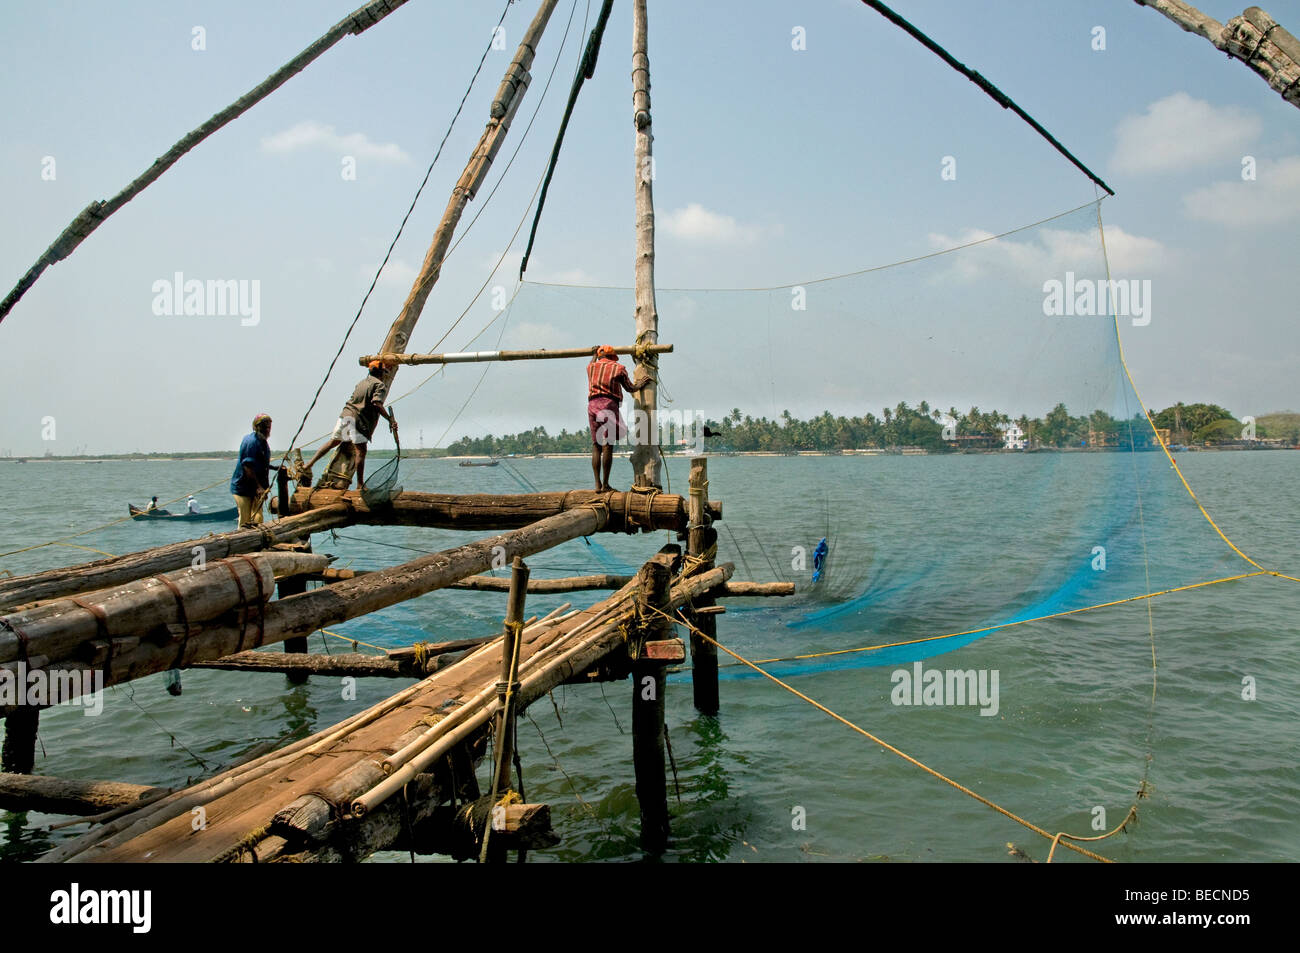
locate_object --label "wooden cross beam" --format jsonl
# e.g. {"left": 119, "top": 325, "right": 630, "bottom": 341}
{"left": 358, "top": 344, "right": 673, "bottom": 366}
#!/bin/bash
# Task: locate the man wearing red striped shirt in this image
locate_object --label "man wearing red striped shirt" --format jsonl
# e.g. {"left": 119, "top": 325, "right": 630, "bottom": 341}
{"left": 587, "top": 344, "right": 650, "bottom": 491}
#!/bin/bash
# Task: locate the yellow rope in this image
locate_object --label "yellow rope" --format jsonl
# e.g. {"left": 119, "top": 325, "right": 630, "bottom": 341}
{"left": 655, "top": 603, "right": 1114, "bottom": 863}
{"left": 319, "top": 628, "right": 389, "bottom": 654}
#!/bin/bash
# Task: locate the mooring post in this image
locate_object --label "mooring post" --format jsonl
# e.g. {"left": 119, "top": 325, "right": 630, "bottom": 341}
{"left": 686, "top": 457, "right": 719, "bottom": 715}
{"left": 1, "top": 707, "right": 39, "bottom": 774}
{"left": 632, "top": 547, "right": 679, "bottom": 852}
{"left": 279, "top": 541, "right": 311, "bottom": 684}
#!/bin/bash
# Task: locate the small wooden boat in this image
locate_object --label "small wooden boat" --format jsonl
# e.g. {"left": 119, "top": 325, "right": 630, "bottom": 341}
{"left": 458, "top": 460, "right": 499, "bottom": 467}
{"left": 128, "top": 503, "right": 239, "bottom": 522}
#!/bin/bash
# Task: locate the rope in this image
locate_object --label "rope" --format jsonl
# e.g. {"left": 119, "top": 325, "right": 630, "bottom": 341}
{"left": 519, "top": 0, "right": 616, "bottom": 278}
{"left": 657, "top": 603, "right": 1115, "bottom": 863}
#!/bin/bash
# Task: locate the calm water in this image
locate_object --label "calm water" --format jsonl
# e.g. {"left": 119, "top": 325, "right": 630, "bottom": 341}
{"left": 1, "top": 450, "right": 1297, "bottom": 862}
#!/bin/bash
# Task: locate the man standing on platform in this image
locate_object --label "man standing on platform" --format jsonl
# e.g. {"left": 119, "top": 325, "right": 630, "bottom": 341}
{"left": 304, "top": 359, "right": 398, "bottom": 490}
{"left": 587, "top": 345, "right": 650, "bottom": 492}
{"left": 230, "top": 414, "right": 277, "bottom": 528}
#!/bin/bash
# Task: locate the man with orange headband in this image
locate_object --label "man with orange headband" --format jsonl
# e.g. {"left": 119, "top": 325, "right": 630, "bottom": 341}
{"left": 230, "top": 413, "right": 278, "bottom": 527}
{"left": 305, "top": 359, "right": 398, "bottom": 489}
{"left": 587, "top": 344, "right": 650, "bottom": 492}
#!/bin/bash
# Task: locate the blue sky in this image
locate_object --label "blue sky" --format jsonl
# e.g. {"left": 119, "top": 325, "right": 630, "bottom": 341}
{"left": 1, "top": 0, "right": 1298, "bottom": 454}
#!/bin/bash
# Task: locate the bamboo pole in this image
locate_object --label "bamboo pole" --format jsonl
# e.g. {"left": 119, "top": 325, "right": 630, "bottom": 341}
{"left": 629, "top": 0, "right": 661, "bottom": 490}
{"left": 481, "top": 556, "right": 530, "bottom": 861}
{"left": 321, "top": 0, "right": 561, "bottom": 488}
{"left": 358, "top": 344, "right": 674, "bottom": 365}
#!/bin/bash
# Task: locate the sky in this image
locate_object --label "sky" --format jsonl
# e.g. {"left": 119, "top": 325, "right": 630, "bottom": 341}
{"left": 1, "top": 0, "right": 1298, "bottom": 455}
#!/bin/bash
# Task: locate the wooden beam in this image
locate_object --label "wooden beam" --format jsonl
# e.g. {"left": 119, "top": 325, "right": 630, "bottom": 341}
{"left": 192, "top": 651, "right": 426, "bottom": 679}
{"left": 1135, "top": 2, "right": 1300, "bottom": 109}
{"left": 0, "top": 508, "right": 607, "bottom": 717}
{"left": 359, "top": 344, "right": 673, "bottom": 366}
{"left": 284, "top": 487, "right": 720, "bottom": 533}
{"left": 0, "top": 772, "right": 161, "bottom": 816}
{"left": 631, "top": 546, "right": 677, "bottom": 853}
{"left": 0, "top": 506, "right": 348, "bottom": 612}
{"left": 321, "top": 0, "right": 562, "bottom": 488}
{"left": 686, "top": 457, "right": 719, "bottom": 715}
{"left": 1, "top": 709, "right": 39, "bottom": 775}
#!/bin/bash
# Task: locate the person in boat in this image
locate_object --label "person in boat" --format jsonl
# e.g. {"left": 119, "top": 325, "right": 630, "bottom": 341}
{"left": 304, "top": 359, "right": 398, "bottom": 490}
{"left": 230, "top": 414, "right": 278, "bottom": 528}
{"left": 587, "top": 345, "right": 650, "bottom": 492}
{"left": 186, "top": 495, "right": 200, "bottom": 514}
{"left": 145, "top": 496, "right": 159, "bottom": 512}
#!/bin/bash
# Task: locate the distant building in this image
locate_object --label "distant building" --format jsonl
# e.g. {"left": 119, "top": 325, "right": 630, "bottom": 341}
{"left": 1001, "top": 423, "right": 1026, "bottom": 450}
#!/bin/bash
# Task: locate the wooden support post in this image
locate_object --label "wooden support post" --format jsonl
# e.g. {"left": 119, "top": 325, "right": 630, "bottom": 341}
{"left": 1, "top": 708, "right": 39, "bottom": 775}
{"left": 630, "top": 0, "right": 661, "bottom": 490}
{"left": 276, "top": 465, "right": 290, "bottom": 521}
{"left": 686, "top": 457, "right": 719, "bottom": 715}
{"left": 278, "top": 545, "right": 311, "bottom": 684}
{"left": 492, "top": 557, "right": 529, "bottom": 797}
{"left": 631, "top": 546, "right": 679, "bottom": 852}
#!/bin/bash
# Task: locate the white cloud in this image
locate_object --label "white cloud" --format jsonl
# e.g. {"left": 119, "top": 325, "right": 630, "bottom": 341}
{"left": 661, "top": 203, "right": 778, "bottom": 244}
{"left": 1183, "top": 155, "right": 1300, "bottom": 226}
{"left": 261, "top": 120, "right": 410, "bottom": 162}
{"left": 1111, "top": 92, "right": 1260, "bottom": 175}
{"left": 927, "top": 224, "right": 1167, "bottom": 281}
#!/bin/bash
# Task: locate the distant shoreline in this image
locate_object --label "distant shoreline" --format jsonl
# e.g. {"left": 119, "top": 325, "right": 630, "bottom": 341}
{"left": 4, "top": 444, "right": 1296, "bottom": 464}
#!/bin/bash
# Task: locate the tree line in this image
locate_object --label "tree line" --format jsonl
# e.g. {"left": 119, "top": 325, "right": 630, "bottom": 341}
{"left": 441, "top": 401, "right": 1287, "bottom": 456}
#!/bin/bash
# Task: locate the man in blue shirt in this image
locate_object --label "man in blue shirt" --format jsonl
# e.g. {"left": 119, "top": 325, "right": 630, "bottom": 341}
{"left": 230, "top": 414, "right": 277, "bottom": 527}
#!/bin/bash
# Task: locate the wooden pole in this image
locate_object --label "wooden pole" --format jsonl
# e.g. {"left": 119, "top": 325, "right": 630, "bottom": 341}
{"left": 686, "top": 457, "right": 719, "bottom": 715}
{"left": 631, "top": 548, "right": 677, "bottom": 852}
{"left": 0, "top": 508, "right": 607, "bottom": 717}
{"left": 0, "top": 709, "right": 38, "bottom": 775}
{"left": 493, "top": 556, "right": 529, "bottom": 796}
{"left": 0, "top": 506, "right": 347, "bottom": 611}
{"left": 630, "top": 0, "right": 661, "bottom": 490}
{"left": 0, "top": 772, "right": 160, "bottom": 816}
{"left": 279, "top": 568, "right": 310, "bottom": 686}
{"left": 287, "top": 487, "right": 720, "bottom": 533}
{"left": 321, "top": 0, "right": 561, "bottom": 488}
{"left": 358, "top": 344, "right": 674, "bottom": 366}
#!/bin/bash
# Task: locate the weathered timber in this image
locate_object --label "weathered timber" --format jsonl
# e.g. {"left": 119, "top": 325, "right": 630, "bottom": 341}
{"left": 1, "top": 708, "right": 39, "bottom": 775}
{"left": 0, "top": 551, "right": 329, "bottom": 668}
{"left": 0, "top": 773, "right": 161, "bottom": 816}
{"left": 284, "top": 487, "right": 719, "bottom": 533}
{"left": 55, "top": 563, "right": 731, "bottom": 862}
{"left": 492, "top": 558, "right": 530, "bottom": 797}
{"left": 632, "top": 546, "right": 678, "bottom": 852}
{"left": 630, "top": 0, "right": 661, "bottom": 489}
{"left": 321, "top": 0, "right": 561, "bottom": 488}
{"left": 686, "top": 457, "right": 720, "bottom": 715}
{"left": 278, "top": 558, "right": 311, "bottom": 684}
{"left": 0, "top": 506, "right": 348, "bottom": 611}
{"left": 192, "top": 651, "right": 429, "bottom": 679}
{"left": 2, "top": 509, "right": 606, "bottom": 716}
{"left": 392, "top": 799, "right": 555, "bottom": 859}
{"left": 446, "top": 573, "right": 792, "bottom": 597}
{"left": 358, "top": 344, "right": 673, "bottom": 365}
{"left": 1135, "top": 2, "right": 1300, "bottom": 108}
